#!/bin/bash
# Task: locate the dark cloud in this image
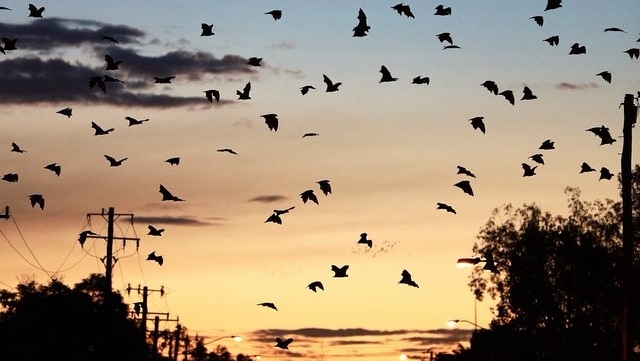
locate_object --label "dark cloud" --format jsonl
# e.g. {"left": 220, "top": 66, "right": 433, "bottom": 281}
{"left": 0, "top": 18, "right": 145, "bottom": 50}
{"left": 555, "top": 82, "right": 598, "bottom": 90}
{"left": 104, "top": 47, "right": 252, "bottom": 80}
{"left": 248, "top": 195, "right": 289, "bottom": 203}
{"left": 133, "top": 215, "right": 219, "bottom": 226}
{"left": 0, "top": 18, "right": 257, "bottom": 107}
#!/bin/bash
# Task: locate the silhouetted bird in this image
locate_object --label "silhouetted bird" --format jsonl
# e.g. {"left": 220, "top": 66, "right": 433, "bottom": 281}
{"left": 499, "top": 90, "right": 515, "bottom": 105}
{"left": 521, "top": 86, "right": 537, "bottom": 100}
{"left": 2, "top": 173, "right": 18, "bottom": 182}
{"left": 104, "top": 155, "right": 127, "bottom": 167}
{"left": 399, "top": 269, "right": 419, "bottom": 288}
{"left": 154, "top": 76, "right": 175, "bottom": 83}
{"left": 543, "top": 35, "right": 559, "bottom": 46}
{"left": 391, "top": 3, "right": 414, "bottom": 18}
{"left": 265, "top": 206, "right": 295, "bottom": 225}
{"left": 204, "top": 89, "right": 220, "bottom": 103}
{"left": 604, "top": 27, "right": 626, "bottom": 33}
{"left": 586, "top": 125, "right": 616, "bottom": 145}
{"left": 443, "top": 45, "right": 461, "bottom": 50}
{"left": 569, "top": 43, "right": 586, "bottom": 55}
{"left": 159, "top": 184, "right": 184, "bottom": 201}
{"left": 28, "top": 3, "right": 44, "bottom": 17}
{"left": 261, "top": 113, "right": 278, "bottom": 132}
{"left": 412, "top": 76, "right": 429, "bottom": 85}
{"left": 100, "top": 34, "right": 119, "bottom": 43}
{"left": 77, "top": 230, "right": 97, "bottom": 247}
{"left": 44, "top": 163, "right": 61, "bottom": 176}
{"left": 29, "top": 194, "right": 44, "bottom": 210}
{"left": 133, "top": 302, "right": 144, "bottom": 316}
{"left": 307, "top": 281, "right": 324, "bottom": 292}
{"left": 57, "top": 107, "right": 72, "bottom": 118}
{"left": 539, "top": 139, "right": 555, "bottom": 150}
{"left": 300, "top": 189, "right": 319, "bottom": 204}
{"left": 302, "top": 132, "right": 319, "bottom": 138}
{"left": 454, "top": 180, "right": 474, "bottom": 196}
{"left": 436, "top": 202, "right": 456, "bottom": 214}
{"left": 257, "top": 302, "right": 278, "bottom": 311}
{"left": 580, "top": 162, "right": 596, "bottom": 173}
{"left": 352, "top": 8, "right": 370, "bottom": 37}
{"left": 436, "top": 32, "right": 453, "bottom": 44}
{"left": 237, "top": 82, "right": 251, "bottom": 99}
{"left": 544, "top": 0, "right": 562, "bottom": 11}
{"left": 358, "top": 233, "right": 372, "bottom": 248}
{"left": 201, "top": 23, "right": 214, "bottom": 36}
{"left": 146, "top": 251, "right": 163, "bottom": 265}
{"left": 217, "top": 148, "right": 238, "bottom": 155}
{"left": 469, "top": 116, "right": 486, "bottom": 134}
{"left": 1, "top": 37, "right": 16, "bottom": 51}
{"left": 126, "top": 116, "right": 149, "bottom": 126}
{"left": 529, "top": 154, "right": 545, "bottom": 165}
{"left": 265, "top": 10, "right": 282, "bottom": 20}
{"left": 165, "top": 157, "right": 180, "bottom": 166}
{"left": 300, "top": 85, "right": 315, "bottom": 95}
{"left": 248, "top": 57, "right": 262, "bottom": 66}
{"left": 530, "top": 16, "right": 543, "bottom": 27}
{"left": 379, "top": 65, "right": 398, "bottom": 82}
{"left": 275, "top": 337, "right": 293, "bottom": 350}
{"left": 522, "top": 163, "right": 537, "bottom": 177}
{"left": 624, "top": 48, "right": 639, "bottom": 59}
{"left": 147, "top": 225, "right": 164, "bottom": 236}
{"left": 92, "top": 122, "right": 114, "bottom": 135}
{"left": 323, "top": 74, "right": 342, "bottom": 92}
{"left": 481, "top": 80, "right": 498, "bottom": 95}
{"left": 11, "top": 142, "right": 26, "bottom": 153}
{"left": 331, "top": 264, "right": 349, "bottom": 277}
{"left": 434, "top": 5, "right": 451, "bottom": 16}
{"left": 103, "top": 75, "right": 123, "bottom": 84}
{"left": 599, "top": 167, "right": 613, "bottom": 180}
{"left": 104, "top": 55, "right": 121, "bottom": 70}
{"left": 596, "top": 71, "right": 611, "bottom": 84}
{"left": 456, "top": 166, "right": 476, "bottom": 178}
{"left": 317, "top": 180, "right": 332, "bottom": 196}
{"left": 89, "top": 76, "right": 106, "bottom": 93}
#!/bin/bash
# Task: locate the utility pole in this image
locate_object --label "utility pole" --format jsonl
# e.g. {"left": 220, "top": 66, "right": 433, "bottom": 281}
{"left": 621, "top": 93, "right": 637, "bottom": 361}
{"left": 173, "top": 324, "right": 182, "bottom": 361}
{"left": 85, "top": 207, "right": 140, "bottom": 294}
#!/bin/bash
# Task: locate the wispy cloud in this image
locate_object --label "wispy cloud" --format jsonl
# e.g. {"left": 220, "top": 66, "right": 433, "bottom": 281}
{"left": 555, "top": 82, "right": 599, "bottom": 90}
{"left": 245, "top": 328, "right": 474, "bottom": 358}
{"left": 133, "top": 215, "right": 220, "bottom": 226}
{"left": 248, "top": 195, "right": 290, "bottom": 203}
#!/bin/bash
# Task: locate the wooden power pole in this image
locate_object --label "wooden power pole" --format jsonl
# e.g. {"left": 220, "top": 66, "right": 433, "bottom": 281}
{"left": 85, "top": 207, "right": 140, "bottom": 294}
{"left": 621, "top": 93, "right": 637, "bottom": 361}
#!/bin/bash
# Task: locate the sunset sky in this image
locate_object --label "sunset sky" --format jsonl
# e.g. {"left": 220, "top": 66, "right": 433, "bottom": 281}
{"left": 0, "top": 0, "right": 638, "bottom": 359}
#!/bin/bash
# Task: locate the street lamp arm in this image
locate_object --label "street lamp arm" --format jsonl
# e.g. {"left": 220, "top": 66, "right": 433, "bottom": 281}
{"left": 448, "top": 319, "right": 487, "bottom": 330}
{"left": 203, "top": 335, "right": 242, "bottom": 345}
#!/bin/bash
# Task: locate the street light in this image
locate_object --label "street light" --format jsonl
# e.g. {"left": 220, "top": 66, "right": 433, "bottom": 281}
{"left": 202, "top": 335, "right": 242, "bottom": 345}
{"left": 455, "top": 255, "right": 499, "bottom": 274}
{"left": 447, "top": 319, "right": 486, "bottom": 330}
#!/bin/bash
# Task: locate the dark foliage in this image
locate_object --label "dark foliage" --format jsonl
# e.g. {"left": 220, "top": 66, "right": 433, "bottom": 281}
{"left": 0, "top": 273, "right": 149, "bottom": 361}
{"left": 457, "top": 166, "right": 640, "bottom": 361}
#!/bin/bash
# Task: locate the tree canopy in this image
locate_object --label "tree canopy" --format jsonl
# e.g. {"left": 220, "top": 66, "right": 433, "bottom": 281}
{"left": 462, "top": 166, "right": 640, "bottom": 361}
{"left": 0, "top": 273, "right": 149, "bottom": 361}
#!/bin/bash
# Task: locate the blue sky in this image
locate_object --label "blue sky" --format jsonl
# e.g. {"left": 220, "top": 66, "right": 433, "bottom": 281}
{"left": 0, "top": 0, "right": 638, "bottom": 359}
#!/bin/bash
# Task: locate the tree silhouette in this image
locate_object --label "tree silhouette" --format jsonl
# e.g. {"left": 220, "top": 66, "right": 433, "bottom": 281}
{"left": 189, "top": 341, "right": 255, "bottom": 361}
{"left": 464, "top": 167, "right": 640, "bottom": 361}
{"left": 0, "top": 274, "right": 150, "bottom": 361}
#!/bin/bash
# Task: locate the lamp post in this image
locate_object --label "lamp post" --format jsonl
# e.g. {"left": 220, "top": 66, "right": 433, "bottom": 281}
{"left": 455, "top": 255, "right": 499, "bottom": 331}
